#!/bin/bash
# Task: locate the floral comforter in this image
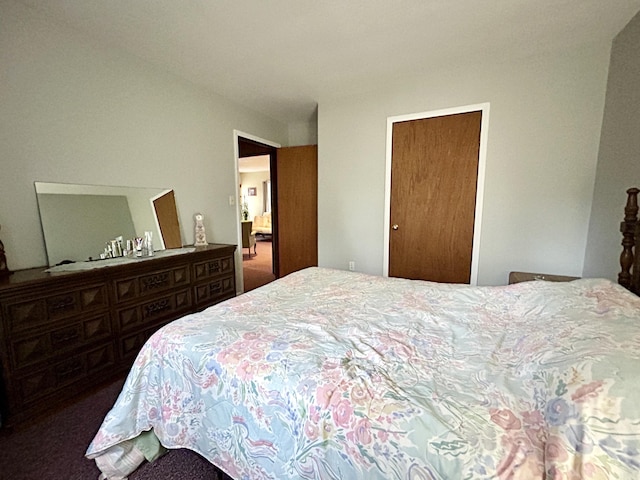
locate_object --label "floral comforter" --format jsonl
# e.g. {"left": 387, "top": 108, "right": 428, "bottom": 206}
{"left": 87, "top": 267, "right": 640, "bottom": 479}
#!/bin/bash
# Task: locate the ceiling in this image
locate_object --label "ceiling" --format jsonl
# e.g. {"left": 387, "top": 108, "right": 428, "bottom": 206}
{"left": 15, "top": 0, "right": 640, "bottom": 124}
{"left": 239, "top": 155, "right": 270, "bottom": 173}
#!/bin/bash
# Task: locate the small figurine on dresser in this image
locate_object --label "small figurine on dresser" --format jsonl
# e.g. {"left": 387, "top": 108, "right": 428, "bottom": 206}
{"left": 0, "top": 225, "right": 13, "bottom": 279}
{"left": 194, "top": 213, "right": 208, "bottom": 246}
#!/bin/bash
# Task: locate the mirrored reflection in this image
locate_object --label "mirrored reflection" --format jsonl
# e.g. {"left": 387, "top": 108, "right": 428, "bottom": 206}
{"left": 35, "top": 182, "right": 181, "bottom": 266}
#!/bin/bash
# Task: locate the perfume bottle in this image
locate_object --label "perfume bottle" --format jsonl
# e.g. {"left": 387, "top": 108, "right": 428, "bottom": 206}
{"left": 144, "top": 231, "right": 154, "bottom": 256}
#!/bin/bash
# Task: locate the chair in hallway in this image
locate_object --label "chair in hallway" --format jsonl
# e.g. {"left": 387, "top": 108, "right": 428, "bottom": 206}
{"left": 242, "top": 221, "right": 256, "bottom": 257}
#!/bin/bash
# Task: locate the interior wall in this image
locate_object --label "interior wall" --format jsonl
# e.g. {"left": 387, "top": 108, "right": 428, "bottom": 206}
{"left": 239, "top": 171, "right": 270, "bottom": 220}
{"left": 318, "top": 42, "right": 611, "bottom": 286}
{"left": 288, "top": 109, "right": 318, "bottom": 146}
{"left": 0, "top": 1, "right": 288, "bottom": 271}
{"left": 583, "top": 11, "right": 640, "bottom": 281}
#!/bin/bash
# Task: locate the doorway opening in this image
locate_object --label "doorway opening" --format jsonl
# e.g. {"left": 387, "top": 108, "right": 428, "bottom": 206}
{"left": 235, "top": 133, "right": 279, "bottom": 292}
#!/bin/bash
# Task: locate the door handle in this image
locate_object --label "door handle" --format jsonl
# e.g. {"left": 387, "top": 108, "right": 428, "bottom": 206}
{"left": 391, "top": 224, "right": 399, "bottom": 230}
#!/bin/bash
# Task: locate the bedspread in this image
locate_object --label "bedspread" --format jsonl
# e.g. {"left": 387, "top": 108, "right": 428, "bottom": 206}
{"left": 87, "top": 267, "right": 640, "bottom": 479}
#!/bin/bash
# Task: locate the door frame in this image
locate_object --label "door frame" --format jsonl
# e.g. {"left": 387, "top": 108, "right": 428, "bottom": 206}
{"left": 233, "top": 130, "right": 281, "bottom": 294}
{"left": 382, "top": 103, "right": 490, "bottom": 284}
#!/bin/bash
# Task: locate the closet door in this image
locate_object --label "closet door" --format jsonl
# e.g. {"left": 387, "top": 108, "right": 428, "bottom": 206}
{"left": 276, "top": 145, "right": 318, "bottom": 277}
{"left": 388, "top": 111, "right": 481, "bottom": 283}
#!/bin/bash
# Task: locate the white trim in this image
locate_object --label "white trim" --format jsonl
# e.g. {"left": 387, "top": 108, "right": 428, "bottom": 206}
{"left": 233, "top": 130, "right": 281, "bottom": 294}
{"left": 382, "top": 103, "right": 490, "bottom": 285}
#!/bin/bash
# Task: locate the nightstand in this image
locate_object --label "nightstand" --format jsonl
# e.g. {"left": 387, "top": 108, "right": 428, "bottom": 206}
{"left": 508, "top": 271, "right": 580, "bottom": 285}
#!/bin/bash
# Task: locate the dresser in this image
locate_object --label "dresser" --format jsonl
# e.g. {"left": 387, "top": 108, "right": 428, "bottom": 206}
{"left": 0, "top": 244, "right": 235, "bottom": 427}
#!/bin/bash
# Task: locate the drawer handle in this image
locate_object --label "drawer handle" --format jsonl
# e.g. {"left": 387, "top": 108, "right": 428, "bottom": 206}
{"left": 207, "top": 260, "right": 221, "bottom": 274}
{"left": 209, "top": 281, "right": 222, "bottom": 294}
{"left": 144, "top": 299, "right": 171, "bottom": 317}
{"left": 56, "top": 359, "right": 83, "bottom": 378}
{"left": 51, "top": 330, "right": 80, "bottom": 345}
{"left": 48, "top": 296, "right": 76, "bottom": 313}
{"left": 142, "top": 273, "right": 169, "bottom": 291}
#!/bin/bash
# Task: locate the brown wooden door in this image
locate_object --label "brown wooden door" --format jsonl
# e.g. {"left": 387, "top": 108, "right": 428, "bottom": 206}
{"left": 389, "top": 111, "right": 481, "bottom": 283}
{"left": 276, "top": 145, "right": 318, "bottom": 277}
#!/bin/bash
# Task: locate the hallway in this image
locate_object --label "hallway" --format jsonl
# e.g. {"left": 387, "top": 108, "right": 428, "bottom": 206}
{"left": 242, "top": 238, "right": 275, "bottom": 292}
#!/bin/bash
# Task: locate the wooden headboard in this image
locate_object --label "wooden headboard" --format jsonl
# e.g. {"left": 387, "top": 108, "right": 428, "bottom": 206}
{"left": 619, "top": 187, "right": 640, "bottom": 295}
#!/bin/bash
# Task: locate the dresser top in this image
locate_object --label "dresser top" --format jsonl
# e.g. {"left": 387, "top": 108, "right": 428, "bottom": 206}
{"left": 0, "top": 244, "right": 235, "bottom": 291}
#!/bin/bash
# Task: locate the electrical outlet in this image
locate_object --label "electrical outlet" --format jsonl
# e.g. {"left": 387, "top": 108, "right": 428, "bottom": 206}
{"left": 349, "top": 261, "right": 355, "bottom": 271}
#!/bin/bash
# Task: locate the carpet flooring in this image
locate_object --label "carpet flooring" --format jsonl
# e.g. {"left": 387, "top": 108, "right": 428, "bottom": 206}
{"left": 243, "top": 238, "right": 275, "bottom": 292}
{"left": 0, "top": 378, "right": 233, "bottom": 479}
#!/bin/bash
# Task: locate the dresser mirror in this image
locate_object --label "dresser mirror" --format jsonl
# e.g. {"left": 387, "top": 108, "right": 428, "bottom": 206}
{"left": 35, "top": 182, "right": 182, "bottom": 266}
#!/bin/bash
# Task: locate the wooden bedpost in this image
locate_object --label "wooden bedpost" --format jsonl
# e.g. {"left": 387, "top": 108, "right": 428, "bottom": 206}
{"left": 619, "top": 187, "right": 639, "bottom": 292}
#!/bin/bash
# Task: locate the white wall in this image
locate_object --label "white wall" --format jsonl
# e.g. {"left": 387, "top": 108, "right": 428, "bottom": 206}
{"left": 0, "top": 1, "right": 288, "bottom": 273}
{"left": 318, "top": 43, "right": 611, "bottom": 285}
{"left": 584, "top": 11, "right": 640, "bottom": 281}
{"left": 239, "top": 171, "right": 271, "bottom": 220}
{"left": 288, "top": 111, "right": 318, "bottom": 146}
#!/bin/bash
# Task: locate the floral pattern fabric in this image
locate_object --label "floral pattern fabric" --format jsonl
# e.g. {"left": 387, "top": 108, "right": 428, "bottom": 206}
{"left": 87, "top": 267, "right": 640, "bottom": 479}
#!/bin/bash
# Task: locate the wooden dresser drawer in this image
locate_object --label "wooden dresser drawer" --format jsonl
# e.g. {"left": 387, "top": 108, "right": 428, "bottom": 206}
{"left": 15, "top": 342, "right": 115, "bottom": 407}
{"left": 116, "top": 288, "right": 192, "bottom": 333}
{"left": 194, "top": 275, "right": 235, "bottom": 307}
{"left": 193, "top": 255, "right": 234, "bottom": 281}
{"left": 5, "top": 284, "right": 108, "bottom": 334}
{"left": 10, "top": 313, "right": 111, "bottom": 370}
{"left": 113, "top": 265, "right": 190, "bottom": 304}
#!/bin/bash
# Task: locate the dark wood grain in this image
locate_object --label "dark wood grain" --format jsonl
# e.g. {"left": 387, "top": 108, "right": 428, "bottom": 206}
{"left": 276, "top": 145, "right": 318, "bottom": 277}
{"left": 619, "top": 188, "right": 639, "bottom": 295}
{"left": 389, "top": 112, "right": 481, "bottom": 283}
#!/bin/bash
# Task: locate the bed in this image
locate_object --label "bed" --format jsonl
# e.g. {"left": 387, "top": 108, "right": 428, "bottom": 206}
{"left": 86, "top": 190, "right": 640, "bottom": 480}
{"left": 619, "top": 187, "right": 640, "bottom": 295}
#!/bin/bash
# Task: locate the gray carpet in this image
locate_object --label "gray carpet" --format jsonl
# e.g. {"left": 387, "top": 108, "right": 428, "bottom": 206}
{"left": 0, "top": 379, "right": 232, "bottom": 479}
